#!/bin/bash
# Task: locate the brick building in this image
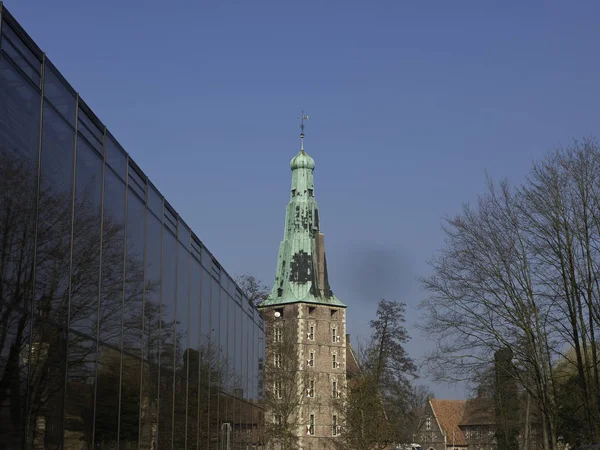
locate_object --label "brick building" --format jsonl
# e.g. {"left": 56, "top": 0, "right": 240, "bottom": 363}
{"left": 258, "top": 121, "right": 349, "bottom": 450}
{"left": 414, "top": 398, "right": 543, "bottom": 450}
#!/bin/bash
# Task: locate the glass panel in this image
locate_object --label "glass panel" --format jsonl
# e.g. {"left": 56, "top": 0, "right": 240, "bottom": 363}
{"left": 105, "top": 134, "right": 126, "bottom": 180}
{"left": 128, "top": 164, "right": 145, "bottom": 200}
{"left": 1, "top": 21, "right": 40, "bottom": 73}
{"left": 69, "top": 137, "right": 102, "bottom": 336}
{"left": 119, "top": 189, "right": 146, "bottom": 447}
{"left": 228, "top": 299, "right": 235, "bottom": 384}
{"left": 43, "top": 64, "right": 75, "bottom": 124}
{"left": 178, "top": 221, "right": 190, "bottom": 249}
{"left": 200, "top": 248, "right": 211, "bottom": 272}
{"left": 77, "top": 108, "right": 103, "bottom": 144}
{"left": 95, "top": 166, "right": 125, "bottom": 447}
{"left": 236, "top": 305, "right": 243, "bottom": 398}
{"left": 0, "top": 305, "right": 30, "bottom": 448}
{"left": 0, "top": 55, "right": 40, "bottom": 162}
{"left": 64, "top": 335, "right": 96, "bottom": 449}
{"left": 1, "top": 37, "right": 40, "bottom": 86}
{"left": 159, "top": 230, "right": 177, "bottom": 448}
{"left": 174, "top": 244, "right": 189, "bottom": 448}
{"left": 39, "top": 103, "right": 73, "bottom": 196}
{"left": 209, "top": 277, "right": 220, "bottom": 448}
{"left": 200, "top": 268, "right": 211, "bottom": 448}
{"left": 62, "top": 137, "right": 103, "bottom": 448}
{"left": 163, "top": 206, "right": 176, "bottom": 236}
{"left": 0, "top": 52, "right": 40, "bottom": 447}
{"left": 99, "top": 169, "right": 125, "bottom": 346}
{"left": 220, "top": 287, "right": 228, "bottom": 391}
{"left": 140, "top": 212, "right": 161, "bottom": 448}
{"left": 123, "top": 191, "right": 145, "bottom": 355}
{"left": 120, "top": 351, "right": 142, "bottom": 447}
{"left": 241, "top": 314, "right": 249, "bottom": 401}
{"left": 30, "top": 100, "right": 75, "bottom": 448}
{"left": 187, "top": 257, "right": 201, "bottom": 449}
{"left": 219, "top": 287, "right": 229, "bottom": 432}
{"left": 29, "top": 325, "right": 68, "bottom": 449}
{"left": 95, "top": 344, "right": 120, "bottom": 447}
{"left": 78, "top": 122, "right": 102, "bottom": 154}
{"left": 147, "top": 184, "right": 162, "bottom": 218}
{"left": 191, "top": 236, "right": 201, "bottom": 262}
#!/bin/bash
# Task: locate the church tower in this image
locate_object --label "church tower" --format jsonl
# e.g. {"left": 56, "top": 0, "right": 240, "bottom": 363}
{"left": 258, "top": 114, "right": 347, "bottom": 450}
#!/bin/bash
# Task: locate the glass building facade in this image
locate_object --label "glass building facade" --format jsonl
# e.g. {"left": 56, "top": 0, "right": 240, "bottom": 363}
{"left": 0, "top": 4, "right": 265, "bottom": 449}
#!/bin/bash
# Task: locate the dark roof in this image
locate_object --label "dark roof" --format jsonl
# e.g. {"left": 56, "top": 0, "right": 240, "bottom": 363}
{"left": 430, "top": 399, "right": 467, "bottom": 446}
{"left": 346, "top": 342, "right": 361, "bottom": 379}
{"left": 459, "top": 397, "right": 495, "bottom": 426}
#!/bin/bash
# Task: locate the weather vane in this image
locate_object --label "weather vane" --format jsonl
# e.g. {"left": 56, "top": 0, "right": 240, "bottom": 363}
{"left": 298, "top": 110, "right": 309, "bottom": 150}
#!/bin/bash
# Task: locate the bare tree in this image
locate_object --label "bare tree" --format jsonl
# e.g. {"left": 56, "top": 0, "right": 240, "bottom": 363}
{"left": 419, "top": 177, "right": 560, "bottom": 450}
{"left": 420, "top": 138, "right": 600, "bottom": 449}
{"left": 235, "top": 274, "right": 270, "bottom": 307}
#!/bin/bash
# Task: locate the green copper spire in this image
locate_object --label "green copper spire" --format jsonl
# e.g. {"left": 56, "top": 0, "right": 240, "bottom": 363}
{"left": 259, "top": 115, "right": 345, "bottom": 309}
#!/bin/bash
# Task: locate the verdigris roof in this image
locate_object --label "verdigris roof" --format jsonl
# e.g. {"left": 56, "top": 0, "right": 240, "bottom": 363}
{"left": 258, "top": 147, "right": 345, "bottom": 309}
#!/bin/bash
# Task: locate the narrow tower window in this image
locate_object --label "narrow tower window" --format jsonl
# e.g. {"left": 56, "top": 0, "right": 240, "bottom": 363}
{"left": 274, "top": 353, "right": 281, "bottom": 368}
{"left": 308, "top": 414, "right": 315, "bottom": 436}
{"left": 426, "top": 417, "right": 431, "bottom": 431}
{"left": 332, "top": 327, "right": 337, "bottom": 343}
{"left": 332, "top": 380, "right": 338, "bottom": 398}
{"left": 274, "top": 381, "right": 282, "bottom": 399}
{"left": 332, "top": 415, "right": 338, "bottom": 436}
{"left": 274, "top": 327, "right": 282, "bottom": 343}
{"left": 308, "top": 352, "right": 314, "bottom": 367}
{"left": 332, "top": 354, "right": 338, "bottom": 369}
{"left": 308, "top": 325, "right": 314, "bottom": 341}
{"left": 306, "top": 380, "right": 314, "bottom": 398}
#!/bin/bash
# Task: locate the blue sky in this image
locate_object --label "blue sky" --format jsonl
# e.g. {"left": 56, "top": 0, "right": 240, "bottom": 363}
{"left": 7, "top": 0, "right": 600, "bottom": 398}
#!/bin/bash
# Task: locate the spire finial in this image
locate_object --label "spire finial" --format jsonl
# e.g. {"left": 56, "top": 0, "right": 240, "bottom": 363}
{"left": 298, "top": 110, "right": 309, "bottom": 151}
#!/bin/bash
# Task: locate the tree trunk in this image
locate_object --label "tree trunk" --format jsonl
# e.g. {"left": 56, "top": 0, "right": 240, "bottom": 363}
{"left": 523, "top": 392, "right": 530, "bottom": 450}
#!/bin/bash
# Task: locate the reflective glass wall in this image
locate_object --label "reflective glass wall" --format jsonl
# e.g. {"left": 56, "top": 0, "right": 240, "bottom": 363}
{"left": 0, "top": 5, "right": 265, "bottom": 449}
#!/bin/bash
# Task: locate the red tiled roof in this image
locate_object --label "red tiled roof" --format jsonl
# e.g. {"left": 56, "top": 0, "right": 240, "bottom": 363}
{"left": 430, "top": 399, "right": 467, "bottom": 446}
{"left": 459, "top": 397, "right": 495, "bottom": 426}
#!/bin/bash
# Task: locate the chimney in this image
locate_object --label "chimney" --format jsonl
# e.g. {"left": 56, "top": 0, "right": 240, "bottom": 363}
{"left": 317, "top": 233, "right": 325, "bottom": 292}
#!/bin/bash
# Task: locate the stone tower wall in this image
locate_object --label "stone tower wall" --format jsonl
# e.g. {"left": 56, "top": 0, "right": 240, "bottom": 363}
{"left": 262, "top": 302, "right": 347, "bottom": 450}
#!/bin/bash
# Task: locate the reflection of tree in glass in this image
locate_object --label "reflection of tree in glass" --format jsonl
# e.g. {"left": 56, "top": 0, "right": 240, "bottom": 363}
{"left": 0, "top": 149, "right": 146, "bottom": 448}
{"left": 0, "top": 152, "right": 43, "bottom": 448}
